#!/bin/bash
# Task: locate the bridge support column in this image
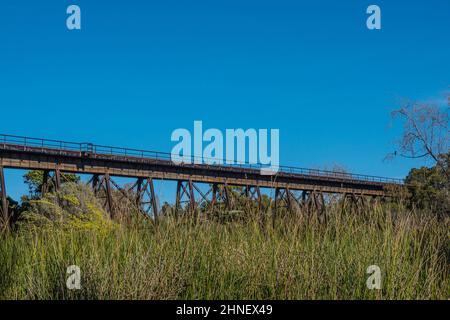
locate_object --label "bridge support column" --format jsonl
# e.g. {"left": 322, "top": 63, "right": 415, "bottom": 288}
{"left": 41, "top": 170, "right": 50, "bottom": 196}
{"left": 241, "top": 185, "right": 250, "bottom": 212}
{"left": 342, "top": 193, "right": 366, "bottom": 213}
{"left": 104, "top": 174, "right": 115, "bottom": 218}
{"left": 285, "top": 187, "right": 293, "bottom": 213}
{"left": 223, "top": 182, "right": 231, "bottom": 210}
{"left": 148, "top": 178, "right": 159, "bottom": 222}
{"left": 208, "top": 183, "right": 234, "bottom": 213}
{"left": 316, "top": 192, "right": 327, "bottom": 224}
{"left": 175, "top": 181, "right": 182, "bottom": 216}
{"left": 306, "top": 192, "right": 325, "bottom": 214}
{"left": 188, "top": 180, "right": 196, "bottom": 215}
{"left": 210, "top": 183, "right": 218, "bottom": 212}
{"left": 132, "top": 177, "right": 159, "bottom": 220}
{"left": 175, "top": 180, "right": 196, "bottom": 216}
{"left": 273, "top": 187, "right": 292, "bottom": 224}
{"left": 242, "top": 185, "right": 262, "bottom": 214}
{"left": 255, "top": 186, "right": 262, "bottom": 212}
{"left": 273, "top": 187, "right": 281, "bottom": 224}
{"left": 41, "top": 169, "right": 63, "bottom": 195}
{"left": 274, "top": 187, "right": 297, "bottom": 215}
{"left": 91, "top": 174, "right": 100, "bottom": 194}
{"left": 135, "top": 178, "right": 144, "bottom": 209}
{"left": 54, "top": 167, "right": 61, "bottom": 191}
{"left": 254, "top": 186, "right": 264, "bottom": 227}
{"left": 0, "top": 166, "right": 9, "bottom": 225}
{"left": 88, "top": 174, "right": 160, "bottom": 220}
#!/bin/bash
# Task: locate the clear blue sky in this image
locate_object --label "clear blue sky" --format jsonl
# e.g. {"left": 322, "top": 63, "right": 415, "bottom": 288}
{"left": 1, "top": 1, "right": 449, "bottom": 202}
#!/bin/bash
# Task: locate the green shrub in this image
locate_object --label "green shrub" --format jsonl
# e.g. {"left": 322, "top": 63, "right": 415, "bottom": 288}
{"left": 17, "top": 183, "right": 117, "bottom": 235}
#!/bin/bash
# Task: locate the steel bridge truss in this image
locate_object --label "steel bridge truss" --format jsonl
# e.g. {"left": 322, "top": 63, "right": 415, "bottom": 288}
{"left": 0, "top": 165, "right": 381, "bottom": 225}
{"left": 0, "top": 134, "right": 402, "bottom": 225}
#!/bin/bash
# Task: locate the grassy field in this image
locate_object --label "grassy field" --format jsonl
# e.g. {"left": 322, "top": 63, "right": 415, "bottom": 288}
{"left": 0, "top": 186, "right": 448, "bottom": 300}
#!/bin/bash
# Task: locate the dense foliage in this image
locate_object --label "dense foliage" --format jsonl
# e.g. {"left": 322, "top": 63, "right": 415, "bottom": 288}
{"left": 405, "top": 152, "right": 450, "bottom": 216}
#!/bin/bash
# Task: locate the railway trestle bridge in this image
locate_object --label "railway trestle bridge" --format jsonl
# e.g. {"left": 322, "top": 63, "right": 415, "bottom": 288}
{"left": 0, "top": 134, "right": 404, "bottom": 223}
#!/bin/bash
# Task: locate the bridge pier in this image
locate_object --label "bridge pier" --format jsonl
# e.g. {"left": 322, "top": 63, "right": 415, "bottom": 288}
{"left": 213, "top": 183, "right": 246, "bottom": 212}
{"left": 175, "top": 180, "right": 197, "bottom": 217}
{"left": 191, "top": 182, "right": 214, "bottom": 215}
{"left": 91, "top": 174, "right": 100, "bottom": 193}
{"left": 148, "top": 178, "right": 159, "bottom": 222}
{"left": 272, "top": 189, "right": 328, "bottom": 223}
{"left": 130, "top": 177, "right": 158, "bottom": 221}
{"left": 243, "top": 185, "right": 262, "bottom": 213}
{"left": 307, "top": 191, "right": 326, "bottom": 223}
{"left": 176, "top": 181, "right": 225, "bottom": 216}
{"left": 41, "top": 169, "right": 63, "bottom": 196}
{"left": 88, "top": 173, "right": 116, "bottom": 218}
{"left": 172, "top": 182, "right": 268, "bottom": 219}
{"left": 88, "top": 174, "right": 160, "bottom": 221}
{"left": 210, "top": 183, "right": 218, "bottom": 211}
{"left": 223, "top": 182, "right": 231, "bottom": 210}
{"left": 254, "top": 186, "right": 262, "bottom": 212}
{"left": 54, "top": 167, "right": 61, "bottom": 191}
{"left": 0, "top": 166, "right": 8, "bottom": 225}
{"left": 41, "top": 170, "right": 50, "bottom": 195}
{"left": 104, "top": 174, "right": 114, "bottom": 218}
{"left": 274, "top": 187, "right": 305, "bottom": 215}
{"left": 342, "top": 193, "right": 366, "bottom": 213}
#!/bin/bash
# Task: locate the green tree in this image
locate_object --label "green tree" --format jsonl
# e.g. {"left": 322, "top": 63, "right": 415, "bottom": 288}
{"left": 405, "top": 152, "right": 450, "bottom": 215}
{"left": 23, "top": 170, "right": 80, "bottom": 198}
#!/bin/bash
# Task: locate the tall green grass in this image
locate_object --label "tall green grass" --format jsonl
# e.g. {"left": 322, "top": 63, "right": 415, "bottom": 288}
{"left": 1, "top": 201, "right": 448, "bottom": 299}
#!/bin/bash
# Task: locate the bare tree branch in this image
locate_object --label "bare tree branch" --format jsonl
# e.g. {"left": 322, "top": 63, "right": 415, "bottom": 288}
{"left": 390, "top": 98, "right": 449, "bottom": 179}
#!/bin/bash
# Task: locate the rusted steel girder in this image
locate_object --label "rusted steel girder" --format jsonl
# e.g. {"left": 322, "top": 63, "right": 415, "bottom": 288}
{"left": 148, "top": 178, "right": 159, "bottom": 221}
{"left": 104, "top": 174, "right": 114, "bottom": 218}
{"left": 129, "top": 177, "right": 159, "bottom": 220}
{"left": 274, "top": 187, "right": 297, "bottom": 214}
{"left": 41, "top": 170, "right": 50, "bottom": 196}
{"left": 87, "top": 173, "right": 115, "bottom": 218}
{"left": 242, "top": 185, "right": 263, "bottom": 212}
{"left": 271, "top": 188, "right": 328, "bottom": 223}
{"left": 0, "top": 143, "right": 398, "bottom": 197}
{"left": 0, "top": 166, "right": 8, "bottom": 224}
{"left": 54, "top": 167, "right": 61, "bottom": 191}
{"left": 88, "top": 174, "right": 159, "bottom": 220}
{"left": 174, "top": 181, "right": 263, "bottom": 217}
{"left": 41, "top": 169, "right": 63, "bottom": 196}
{"left": 177, "top": 181, "right": 208, "bottom": 214}
{"left": 175, "top": 180, "right": 196, "bottom": 216}
{"left": 341, "top": 193, "right": 368, "bottom": 213}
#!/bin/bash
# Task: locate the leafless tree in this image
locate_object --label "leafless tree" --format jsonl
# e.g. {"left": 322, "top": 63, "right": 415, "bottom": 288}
{"left": 389, "top": 98, "right": 449, "bottom": 179}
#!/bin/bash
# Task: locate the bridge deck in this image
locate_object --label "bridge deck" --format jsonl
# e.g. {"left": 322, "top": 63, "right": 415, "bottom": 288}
{"left": 0, "top": 134, "right": 403, "bottom": 196}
